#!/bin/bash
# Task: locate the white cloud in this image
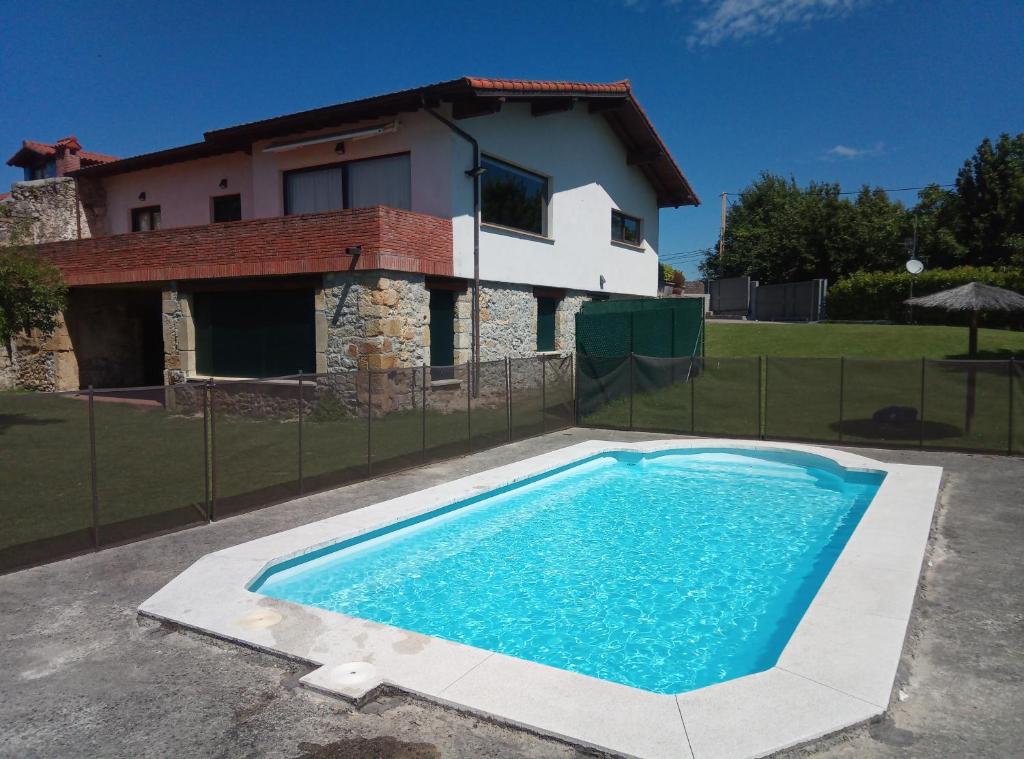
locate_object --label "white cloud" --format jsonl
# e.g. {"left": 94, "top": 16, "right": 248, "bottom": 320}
{"left": 686, "top": 0, "right": 874, "bottom": 47}
{"left": 822, "top": 141, "right": 885, "bottom": 160}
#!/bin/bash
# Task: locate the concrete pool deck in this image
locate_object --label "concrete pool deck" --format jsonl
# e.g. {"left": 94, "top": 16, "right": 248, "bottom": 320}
{"left": 1, "top": 429, "right": 1022, "bottom": 758}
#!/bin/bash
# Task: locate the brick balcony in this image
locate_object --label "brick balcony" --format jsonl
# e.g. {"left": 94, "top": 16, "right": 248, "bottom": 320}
{"left": 36, "top": 206, "right": 453, "bottom": 286}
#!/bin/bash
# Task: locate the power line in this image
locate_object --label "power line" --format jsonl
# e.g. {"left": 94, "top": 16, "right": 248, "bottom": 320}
{"left": 724, "top": 181, "right": 954, "bottom": 195}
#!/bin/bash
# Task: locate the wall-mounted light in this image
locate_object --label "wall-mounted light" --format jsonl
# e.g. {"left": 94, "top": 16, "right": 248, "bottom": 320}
{"left": 346, "top": 245, "right": 362, "bottom": 257}
{"left": 138, "top": 191, "right": 146, "bottom": 201}
{"left": 334, "top": 142, "right": 346, "bottom": 155}
{"left": 218, "top": 178, "right": 228, "bottom": 189}
{"left": 599, "top": 274, "right": 607, "bottom": 290}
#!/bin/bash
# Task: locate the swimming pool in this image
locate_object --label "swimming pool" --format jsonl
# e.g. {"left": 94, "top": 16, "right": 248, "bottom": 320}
{"left": 142, "top": 439, "right": 941, "bottom": 759}
{"left": 252, "top": 448, "right": 883, "bottom": 694}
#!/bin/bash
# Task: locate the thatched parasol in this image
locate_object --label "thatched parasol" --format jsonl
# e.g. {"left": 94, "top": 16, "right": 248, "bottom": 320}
{"left": 905, "top": 281, "right": 1024, "bottom": 357}
{"left": 905, "top": 281, "right": 1024, "bottom": 433}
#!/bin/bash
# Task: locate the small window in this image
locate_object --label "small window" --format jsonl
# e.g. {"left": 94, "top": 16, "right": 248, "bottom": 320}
{"left": 612, "top": 210, "right": 642, "bottom": 245}
{"left": 131, "top": 206, "right": 161, "bottom": 232}
{"left": 212, "top": 194, "right": 242, "bottom": 223}
{"left": 481, "top": 156, "right": 548, "bottom": 236}
{"left": 536, "top": 297, "right": 557, "bottom": 352}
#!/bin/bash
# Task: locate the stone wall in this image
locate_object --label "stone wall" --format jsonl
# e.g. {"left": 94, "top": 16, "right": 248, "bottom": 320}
{"left": 321, "top": 271, "right": 430, "bottom": 373}
{"left": 0, "top": 178, "right": 91, "bottom": 245}
{"left": 162, "top": 285, "right": 194, "bottom": 385}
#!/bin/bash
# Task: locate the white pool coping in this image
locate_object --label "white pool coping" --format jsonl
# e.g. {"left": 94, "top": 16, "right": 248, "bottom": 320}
{"left": 140, "top": 439, "right": 942, "bottom": 759}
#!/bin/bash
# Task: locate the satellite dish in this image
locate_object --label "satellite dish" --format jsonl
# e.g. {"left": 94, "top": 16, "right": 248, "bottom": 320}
{"left": 906, "top": 259, "right": 924, "bottom": 275}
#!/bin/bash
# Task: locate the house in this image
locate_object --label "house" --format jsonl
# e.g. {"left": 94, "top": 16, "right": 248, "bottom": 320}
{"left": 3, "top": 77, "right": 698, "bottom": 391}
{"left": 6, "top": 136, "right": 118, "bottom": 181}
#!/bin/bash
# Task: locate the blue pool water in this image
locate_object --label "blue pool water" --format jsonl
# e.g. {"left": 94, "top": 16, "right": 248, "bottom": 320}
{"left": 254, "top": 449, "right": 882, "bottom": 694}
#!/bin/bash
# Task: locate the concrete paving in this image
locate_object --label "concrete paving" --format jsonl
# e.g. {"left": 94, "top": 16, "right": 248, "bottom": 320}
{"left": 1, "top": 430, "right": 1021, "bottom": 758}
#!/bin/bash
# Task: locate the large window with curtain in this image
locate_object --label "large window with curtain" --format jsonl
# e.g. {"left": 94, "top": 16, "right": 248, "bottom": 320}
{"left": 283, "top": 153, "right": 411, "bottom": 215}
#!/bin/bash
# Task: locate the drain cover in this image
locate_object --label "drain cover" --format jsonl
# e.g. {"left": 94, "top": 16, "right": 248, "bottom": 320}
{"left": 236, "top": 609, "right": 283, "bottom": 629}
{"left": 330, "top": 661, "right": 376, "bottom": 686}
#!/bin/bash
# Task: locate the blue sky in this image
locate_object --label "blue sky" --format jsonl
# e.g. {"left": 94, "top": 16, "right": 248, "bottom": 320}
{"left": 2, "top": 0, "right": 1022, "bottom": 277}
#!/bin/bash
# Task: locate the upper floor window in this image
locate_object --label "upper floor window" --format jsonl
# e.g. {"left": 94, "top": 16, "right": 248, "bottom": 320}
{"left": 131, "top": 206, "right": 161, "bottom": 232}
{"left": 611, "top": 210, "right": 642, "bottom": 246}
{"left": 481, "top": 156, "right": 548, "bottom": 236}
{"left": 212, "top": 194, "right": 242, "bottom": 223}
{"left": 283, "top": 153, "right": 410, "bottom": 216}
{"left": 25, "top": 161, "right": 56, "bottom": 181}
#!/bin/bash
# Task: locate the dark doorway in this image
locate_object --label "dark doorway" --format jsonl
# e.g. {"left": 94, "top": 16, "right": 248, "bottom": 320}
{"left": 429, "top": 289, "right": 455, "bottom": 380}
{"left": 194, "top": 289, "right": 315, "bottom": 377}
{"left": 65, "top": 288, "right": 164, "bottom": 388}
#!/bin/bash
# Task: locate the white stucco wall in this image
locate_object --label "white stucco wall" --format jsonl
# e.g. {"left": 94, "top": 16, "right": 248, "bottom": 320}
{"left": 449, "top": 102, "right": 661, "bottom": 297}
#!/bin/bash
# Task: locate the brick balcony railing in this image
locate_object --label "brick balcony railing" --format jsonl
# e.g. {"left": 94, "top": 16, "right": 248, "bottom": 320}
{"left": 36, "top": 206, "right": 453, "bottom": 286}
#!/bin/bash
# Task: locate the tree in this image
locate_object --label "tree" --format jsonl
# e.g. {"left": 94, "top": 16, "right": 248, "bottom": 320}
{"left": 0, "top": 212, "right": 67, "bottom": 345}
{"left": 951, "top": 133, "right": 1024, "bottom": 266}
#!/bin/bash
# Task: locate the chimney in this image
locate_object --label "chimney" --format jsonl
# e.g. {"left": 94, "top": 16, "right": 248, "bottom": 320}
{"left": 54, "top": 136, "right": 82, "bottom": 176}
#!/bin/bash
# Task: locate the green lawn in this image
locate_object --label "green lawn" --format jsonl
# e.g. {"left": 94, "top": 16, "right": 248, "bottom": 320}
{"left": 0, "top": 377, "right": 573, "bottom": 567}
{"left": 706, "top": 321, "right": 1024, "bottom": 359}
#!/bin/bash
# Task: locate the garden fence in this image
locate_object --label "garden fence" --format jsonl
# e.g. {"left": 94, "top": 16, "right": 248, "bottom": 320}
{"left": 578, "top": 354, "right": 1023, "bottom": 456}
{"left": 0, "top": 354, "right": 573, "bottom": 573}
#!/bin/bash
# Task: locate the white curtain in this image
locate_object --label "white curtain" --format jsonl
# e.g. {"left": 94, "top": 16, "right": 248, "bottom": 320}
{"left": 348, "top": 154, "right": 411, "bottom": 210}
{"left": 285, "top": 166, "right": 343, "bottom": 214}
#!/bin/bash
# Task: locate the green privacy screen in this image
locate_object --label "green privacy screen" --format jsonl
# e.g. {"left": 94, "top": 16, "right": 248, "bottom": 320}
{"left": 576, "top": 297, "right": 705, "bottom": 358}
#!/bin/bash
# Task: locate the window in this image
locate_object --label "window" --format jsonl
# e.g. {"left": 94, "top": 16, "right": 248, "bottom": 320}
{"left": 25, "top": 161, "right": 56, "bottom": 181}
{"left": 481, "top": 156, "right": 548, "bottom": 236}
{"left": 429, "top": 289, "right": 456, "bottom": 380}
{"left": 284, "top": 154, "right": 411, "bottom": 215}
{"left": 212, "top": 194, "right": 242, "bottom": 223}
{"left": 611, "top": 210, "right": 642, "bottom": 245}
{"left": 131, "top": 206, "right": 161, "bottom": 232}
{"left": 536, "top": 297, "right": 557, "bottom": 352}
{"left": 194, "top": 289, "right": 315, "bottom": 377}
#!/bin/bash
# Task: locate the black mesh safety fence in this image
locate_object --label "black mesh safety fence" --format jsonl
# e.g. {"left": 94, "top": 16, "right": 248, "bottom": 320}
{"left": 302, "top": 371, "right": 369, "bottom": 493}
{"left": 424, "top": 362, "right": 472, "bottom": 461}
{"left": 692, "top": 357, "right": 762, "bottom": 438}
{"left": 921, "top": 360, "right": 1013, "bottom": 453}
{"left": 632, "top": 355, "right": 696, "bottom": 433}
{"left": 0, "top": 390, "right": 94, "bottom": 572}
{"left": 1014, "top": 359, "right": 1024, "bottom": 455}
{"left": 764, "top": 358, "right": 842, "bottom": 443}
{"left": 94, "top": 383, "right": 208, "bottom": 545}
{"left": 368, "top": 366, "right": 425, "bottom": 476}
{"left": 575, "top": 354, "right": 631, "bottom": 429}
{"left": 470, "top": 360, "right": 510, "bottom": 452}
{"left": 542, "top": 354, "right": 575, "bottom": 431}
{"left": 838, "top": 359, "right": 924, "bottom": 448}
{"left": 211, "top": 376, "right": 301, "bottom": 518}
{"left": 510, "top": 356, "right": 545, "bottom": 439}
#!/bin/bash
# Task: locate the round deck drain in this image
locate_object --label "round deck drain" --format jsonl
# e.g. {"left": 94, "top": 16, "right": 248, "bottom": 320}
{"left": 236, "top": 609, "right": 283, "bottom": 629}
{"left": 330, "top": 661, "right": 376, "bottom": 686}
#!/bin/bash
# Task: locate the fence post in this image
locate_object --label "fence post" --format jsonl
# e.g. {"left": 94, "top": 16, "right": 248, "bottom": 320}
{"left": 838, "top": 357, "right": 845, "bottom": 443}
{"left": 422, "top": 364, "right": 428, "bottom": 463}
{"left": 541, "top": 356, "right": 547, "bottom": 434}
{"left": 87, "top": 385, "right": 99, "bottom": 549}
{"left": 209, "top": 379, "right": 217, "bottom": 521}
{"left": 297, "top": 370, "right": 304, "bottom": 495}
{"left": 759, "top": 355, "right": 765, "bottom": 440}
{"left": 202, "top": 381, "right": 211, "bottom": 522}
{"left": 506, "top": 356, "right": 512, "bottom": 441}
{"left": 466, "top": 362, "right": 472, "bottom": 453}
{"left": 571, "top": 351, "right": 577, "bottom": 427}
{"left": 628, "top": 353, "right": 635, "bottom": 431}
{"left": 690, "top": 358, "right": 696, "bottom": 434}
{"left": 366, "top": 369, "right": 373, "bottom": 477}
{"left": 1008, "top": 358, "right": 1015, "bottom": 455}
{"left": 919, "top": 357, "right": 926, "bottom": 449}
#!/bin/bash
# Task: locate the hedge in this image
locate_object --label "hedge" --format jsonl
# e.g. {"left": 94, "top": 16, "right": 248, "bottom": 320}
{"left": 828, "top": 267, "right": 1024, "bottom": 326}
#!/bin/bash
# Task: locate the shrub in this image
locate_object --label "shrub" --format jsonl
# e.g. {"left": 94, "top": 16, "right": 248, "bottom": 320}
{"left": 828, "top": 266, "right": 1024, "bottom": 326}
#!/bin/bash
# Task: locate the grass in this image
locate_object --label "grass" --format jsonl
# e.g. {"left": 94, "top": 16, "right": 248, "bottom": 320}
{"left": 0, "top": 378, "right": 573, "bottom": 566}
{"left": 706, "top": 321, "right": 1024, "bottom": 360}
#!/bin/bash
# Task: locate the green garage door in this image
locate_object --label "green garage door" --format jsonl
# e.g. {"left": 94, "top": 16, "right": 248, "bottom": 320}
{"left": 195, "top": 289, "right": 315, "bottom": 377}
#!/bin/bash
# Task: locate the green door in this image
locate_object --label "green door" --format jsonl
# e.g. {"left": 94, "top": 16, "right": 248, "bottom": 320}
{"left": 429, "top": 289, "right": 455, "bottom": 378}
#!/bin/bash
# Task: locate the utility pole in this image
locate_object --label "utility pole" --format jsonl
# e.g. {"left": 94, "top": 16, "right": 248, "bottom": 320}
{"left": 718, "top": 191, "right": 727, "bottom": 277}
